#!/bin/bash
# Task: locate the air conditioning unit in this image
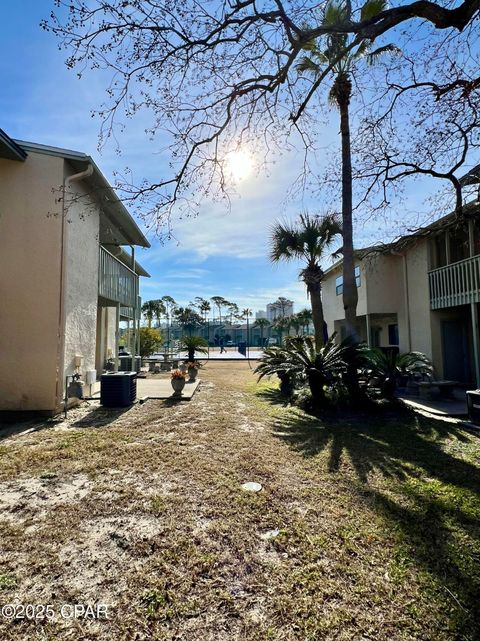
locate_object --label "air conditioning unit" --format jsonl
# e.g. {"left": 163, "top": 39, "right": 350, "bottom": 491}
{"left": 100, "top": 372, "right": 137, "bottom": 407}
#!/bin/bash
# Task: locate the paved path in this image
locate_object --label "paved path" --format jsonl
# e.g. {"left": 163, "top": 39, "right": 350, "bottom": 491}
{"left": 90, "top": 378, "right": 200, "bottom": 401}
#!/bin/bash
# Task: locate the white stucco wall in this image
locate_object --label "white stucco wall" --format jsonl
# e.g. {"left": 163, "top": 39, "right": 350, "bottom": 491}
{"left": 0, "top": 152, "right": 64, "bottom": 411}
{"left": 62, "top": 164, "right": 100, "bottom": 382}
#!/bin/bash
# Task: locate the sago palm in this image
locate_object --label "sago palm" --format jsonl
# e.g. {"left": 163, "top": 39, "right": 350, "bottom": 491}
{"left": 270, "top": 212, "right": 341, "bottom": 350}
{"left": 297, "top": 0, "right": 399, "bottom": 338}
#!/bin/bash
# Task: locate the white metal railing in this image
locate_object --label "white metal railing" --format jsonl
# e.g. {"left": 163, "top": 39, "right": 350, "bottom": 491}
{"left": 428, "top": 254, "right": 480, "bottom": 309}
{"left": 99, "top": 246, "right": 138, "bottom": 308}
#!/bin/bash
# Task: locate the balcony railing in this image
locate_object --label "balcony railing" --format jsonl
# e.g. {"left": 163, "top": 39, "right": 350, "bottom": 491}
{"left": 428, "top": 254, "right": 480, "bottom": 309}
{"left": 99, "top": 246, "right": 138, "bottom": 308}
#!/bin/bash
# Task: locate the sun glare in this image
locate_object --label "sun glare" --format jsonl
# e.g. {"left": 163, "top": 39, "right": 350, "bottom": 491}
{"left": 225, "top": 149, "right": 254, "bottom": 182}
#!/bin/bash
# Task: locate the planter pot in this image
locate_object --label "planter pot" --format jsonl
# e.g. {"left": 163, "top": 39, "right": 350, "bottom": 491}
{"left": 171, "top": 378, "right": 186, "bottom": 396}
{"left": 188, "top": 367, "right": 198, "bottom": 382}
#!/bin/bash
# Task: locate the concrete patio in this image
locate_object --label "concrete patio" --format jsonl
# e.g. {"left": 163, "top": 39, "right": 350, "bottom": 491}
{"left": 400, "top": 390, "right": 468, "bottom": 418}
{"left": 90, "top": 377, "right": 200, "bottom": 401}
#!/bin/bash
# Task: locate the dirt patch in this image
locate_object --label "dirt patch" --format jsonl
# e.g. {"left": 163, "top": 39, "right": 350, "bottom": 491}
{"left": 0, "top": 474, "right": 92, "bottom": 525}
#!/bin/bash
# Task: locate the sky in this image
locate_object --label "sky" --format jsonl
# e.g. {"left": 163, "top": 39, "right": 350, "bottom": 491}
{"left": 0, "top": 1, "right": 468, "bottom": 315}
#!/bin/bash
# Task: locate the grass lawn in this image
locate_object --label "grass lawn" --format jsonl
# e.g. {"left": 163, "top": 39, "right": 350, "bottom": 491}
{"left": 1, "top": 361, "right": 479, "bottom": 641}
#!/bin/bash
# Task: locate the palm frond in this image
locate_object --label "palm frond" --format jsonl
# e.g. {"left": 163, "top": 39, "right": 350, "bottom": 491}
{"left": 365, "top": 43, "right": 400, "bottom": 65}
{"left": 296, "top": 56, "right": 322, "bottom": 75}
{"left": 360, "top": 0, "right": 388, "bottom": 22}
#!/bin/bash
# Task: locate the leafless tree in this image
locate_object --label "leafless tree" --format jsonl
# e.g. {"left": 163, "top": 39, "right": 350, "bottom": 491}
{"left": 43, "top": 0, "right": 479, "bottom": 231}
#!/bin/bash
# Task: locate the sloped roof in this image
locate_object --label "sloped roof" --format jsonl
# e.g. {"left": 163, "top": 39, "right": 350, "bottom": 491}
{"left": 0, "top": 128, "right": 27, "bottom": 161}
{"left": 11, "top": 137, "right": 150, "bottom": 249}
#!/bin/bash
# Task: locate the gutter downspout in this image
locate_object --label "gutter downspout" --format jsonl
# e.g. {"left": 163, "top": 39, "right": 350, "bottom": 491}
{"left": 55, "top": 163, "right": 94, "bottom": 412}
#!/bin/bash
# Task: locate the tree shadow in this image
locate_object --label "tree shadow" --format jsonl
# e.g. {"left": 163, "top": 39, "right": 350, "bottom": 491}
{"left": 68, "top": 405, "right": 133, "bottom": 429}
{"left": 269, "top": 402, "right": 480, "bottom": 636}
{"left": 271, "top": 405, "right": 478, "bottom": 489}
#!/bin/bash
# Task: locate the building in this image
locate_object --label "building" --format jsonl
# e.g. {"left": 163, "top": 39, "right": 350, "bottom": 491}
{"left": 255, "top": 310, "right": 267, "bottom": 320}
{"left": 266, "top": 299, "right": 294, "bottom": 321}
{"left": 0, "top": 129, "right": 150, "bottom": 415}
{"left": 322, "top": 200, "right": 480, "bottom": 386}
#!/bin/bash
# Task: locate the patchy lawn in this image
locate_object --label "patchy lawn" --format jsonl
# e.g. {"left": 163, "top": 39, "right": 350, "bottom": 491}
{"left": 0, "top": 361, "right": 479, "bottom": 641}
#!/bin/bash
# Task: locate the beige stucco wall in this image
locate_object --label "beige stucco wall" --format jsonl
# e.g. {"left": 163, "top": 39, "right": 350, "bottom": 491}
{"left": 62, "top": 168, "right": 100, "bottom": 383}
{"left": 0, "top": 152, "right": 64, "bottom": 411}
{"left": 402, "top": 242, "right": 433, "bottom": 359}
{"left": 364, "top": 253, "right": 403, "bottom": 314}
{"left": 323, "top": 261, "right": 367, "bottom": 335}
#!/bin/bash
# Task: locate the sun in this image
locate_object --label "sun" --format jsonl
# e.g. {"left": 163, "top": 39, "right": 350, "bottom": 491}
{"left": 225, "top": 149, "right": 253, "bottom": 182}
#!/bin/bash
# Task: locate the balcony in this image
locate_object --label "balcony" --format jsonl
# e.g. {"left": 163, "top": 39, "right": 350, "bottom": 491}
{"left": 98, "top": 246, "right": 139, "bottom": 308}
{"left": 428, "top": 254, "right": 480, "bottom": 309}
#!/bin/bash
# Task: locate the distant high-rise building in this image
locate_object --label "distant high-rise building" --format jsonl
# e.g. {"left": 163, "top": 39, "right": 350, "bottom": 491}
{"left": 266, "top": 298, "right": 294, "bottom": 321}
{"left": 255, "top": 310, "right": 267, "bottom": 319}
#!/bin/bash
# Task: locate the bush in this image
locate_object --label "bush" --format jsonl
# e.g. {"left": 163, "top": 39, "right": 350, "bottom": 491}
{"left": 255, "top": 335, "right": 348, "bottom": 407}
{"left": 360, "top": 349, "right": 433, "bottom": 399}
{"left": 180, "top": 335, "right": 208, "bottom": 361}
{"left": 138, "top": 327, "right": 163, "bottom": 358}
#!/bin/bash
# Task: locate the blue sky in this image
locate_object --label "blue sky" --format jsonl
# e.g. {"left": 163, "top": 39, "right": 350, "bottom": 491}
{"left": 0, "top": 1, "right": 465, "bottom": 314}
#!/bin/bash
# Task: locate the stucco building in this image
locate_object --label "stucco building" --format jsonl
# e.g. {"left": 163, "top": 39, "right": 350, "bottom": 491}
{"left": 0, "top": 129, "right": 150, "bottom": 415}
{"left": 322, "top": 201, "right": 480, "bottom": 387}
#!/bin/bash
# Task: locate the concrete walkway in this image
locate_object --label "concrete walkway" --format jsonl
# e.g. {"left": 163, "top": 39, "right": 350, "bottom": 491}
{"left": 400, "top": 392, "right": 468, "bottom": 418}
{"left": 90, "top": 377, "right": 200, "bottom": 402}
{"left": 137, "top": 377, "right": 200, "bottom": 400}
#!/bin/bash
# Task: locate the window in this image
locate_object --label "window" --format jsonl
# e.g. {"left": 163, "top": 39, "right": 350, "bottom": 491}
{"left": 388, "top": 323, "right": 399, "bottom": 346}
{"left": 336, "top": 266, "right": 361, "bottom": 296}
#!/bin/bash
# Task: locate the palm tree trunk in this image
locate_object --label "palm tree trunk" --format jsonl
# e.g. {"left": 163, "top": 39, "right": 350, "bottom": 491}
{"left": 309, "top": 282, "right": 325, "bottom": 351}
{"left": 339, "top": 95, "right": 358, "bottom": 339}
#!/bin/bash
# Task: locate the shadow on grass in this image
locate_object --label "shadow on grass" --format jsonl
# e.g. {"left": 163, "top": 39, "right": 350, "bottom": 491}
{"left": 68, "top": 405, "right": 133, "bottom": 429}
{"left": 262, "top": 389, "right": 480, "bottom": 636}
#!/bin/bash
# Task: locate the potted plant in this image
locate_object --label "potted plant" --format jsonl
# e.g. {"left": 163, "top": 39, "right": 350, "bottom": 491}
{"left": 170, "top": 369, "right": 187, "bottom": 395}
{"left": 186, "top": 361, "right": 201, "bottom": 381}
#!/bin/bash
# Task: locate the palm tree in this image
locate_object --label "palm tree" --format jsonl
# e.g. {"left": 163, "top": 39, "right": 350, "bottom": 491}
{"left": 174, "top": 307, "right": 203, "bottom": 337}
{"left": 161, "top": 295, "right": 177, "bottom": 348}
{"left": 241, "top": 308, "right": 252, "bottom": 347}
{"left": 141, "top": 299, "right": 164, "bottom": 329}
{"left": 192, "top": 297, "right": 211, "bottom": 342}
{"left": 297, "top": 0, "right": 398, "bottom": 338}
{"left": 153, "top": 299, "right": 166, "bottom": 328}
{"left": 272, "top": 315, "right": 292, "bottom": 346}
{"left": 270, "top": 212, "right": 341, "bottom": 350}
{"left": 253, "top": 318, "right": 271, "bottom": 347}
{"left": 290, "top": 313, "right": 303, "bottom": 336}
{"left": 297, "top": 308, "right": 313, "bottom": 335}
{"left": 210, "top": 296, "right": 226, "bottom": 324}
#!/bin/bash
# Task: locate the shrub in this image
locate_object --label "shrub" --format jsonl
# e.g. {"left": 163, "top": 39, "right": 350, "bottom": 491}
{"left": 180, "top": 335, "right": 208, "bottom": 361}
{"left": 255, "top": 334, "right": 348, "bottom": 407}
{"left": 138, "top": 327, "right": 162, "bottom": 358}
{"left": 360, "top": 349, "right": 433, "bottom": 399}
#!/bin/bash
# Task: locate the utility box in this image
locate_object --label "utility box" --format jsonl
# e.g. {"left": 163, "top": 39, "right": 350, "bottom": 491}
{"left": 466, "top": 390, "right": 480, "bottom": 425}
{"left": 100, "top": 372, "right": 137, "bottom": 408}
{"left": 119, "top": 355, "right": 142, "bottom": 373}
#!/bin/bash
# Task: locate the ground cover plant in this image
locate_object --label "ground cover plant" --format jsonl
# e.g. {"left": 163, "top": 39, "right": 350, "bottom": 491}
{"left": 0, "top": 361, "right": 479, "bottom": 641}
